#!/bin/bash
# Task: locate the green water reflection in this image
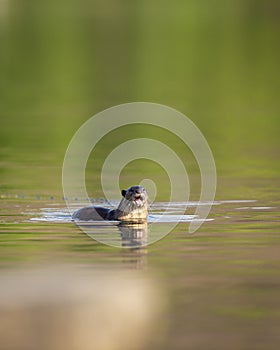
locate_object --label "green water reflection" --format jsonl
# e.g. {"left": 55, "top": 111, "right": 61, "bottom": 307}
{"left": 0, "top": 1, "right": 280, "bottom": 350}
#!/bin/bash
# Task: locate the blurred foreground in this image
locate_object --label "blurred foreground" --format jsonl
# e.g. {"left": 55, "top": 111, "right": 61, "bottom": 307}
{"left": 0, "top": 267, "right": 164, "bottom": 350}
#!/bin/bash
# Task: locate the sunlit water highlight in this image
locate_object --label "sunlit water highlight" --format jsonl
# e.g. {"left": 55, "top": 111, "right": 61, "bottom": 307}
{"left": 29, "top": 200, "right": 257, "bottom": 223}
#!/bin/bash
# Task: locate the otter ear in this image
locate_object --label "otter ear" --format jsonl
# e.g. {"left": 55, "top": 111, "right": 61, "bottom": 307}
{"left": 121, "top": 189, "right": 127, "bottom": 197}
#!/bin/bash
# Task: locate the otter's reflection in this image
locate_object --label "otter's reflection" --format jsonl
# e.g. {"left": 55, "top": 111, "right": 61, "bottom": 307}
{"left": 117, "top": 222, "right": 148, "bottom": 248}
{"left": 75, "top": 221, "right": 148, "bottom": 268}
{"left": 76, "top": 221, "right": 149, "bottom": 249}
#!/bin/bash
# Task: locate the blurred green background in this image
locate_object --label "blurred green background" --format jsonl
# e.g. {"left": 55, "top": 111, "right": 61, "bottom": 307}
{"left": 1, "top": 0, "right": 279, "bottom": 198}
{"left": 1, "top": 4, "right": 280, "bottom": 349}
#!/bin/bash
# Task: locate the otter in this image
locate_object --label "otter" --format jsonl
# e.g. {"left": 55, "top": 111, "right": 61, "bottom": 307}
{"left": 72, "top": 185, "right": 148, "bottom": 223}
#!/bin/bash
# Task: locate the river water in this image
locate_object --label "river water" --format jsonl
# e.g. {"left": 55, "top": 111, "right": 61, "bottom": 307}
{"left": 1, "top": 182, "right": 279, "bottom": 349}
{"left": 1, "top": 1, "right": 280, "bottom": 349}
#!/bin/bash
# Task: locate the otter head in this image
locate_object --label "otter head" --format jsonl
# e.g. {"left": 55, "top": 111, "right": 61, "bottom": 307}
{"left": 117, "top": 185, "right": 148, "bottom": 222}
{"left": 121, "top": 185, "right": 148, "bottom": 208}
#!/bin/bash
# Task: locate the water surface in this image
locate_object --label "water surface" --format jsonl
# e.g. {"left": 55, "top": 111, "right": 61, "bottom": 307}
{"left": 1, "top": 1, "right": 280, "bottom": 349}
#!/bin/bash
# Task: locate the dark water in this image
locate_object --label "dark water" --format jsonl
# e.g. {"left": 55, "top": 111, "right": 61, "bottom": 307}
{"left": 1, "top": 1, "right": 280, "bottom": 349}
